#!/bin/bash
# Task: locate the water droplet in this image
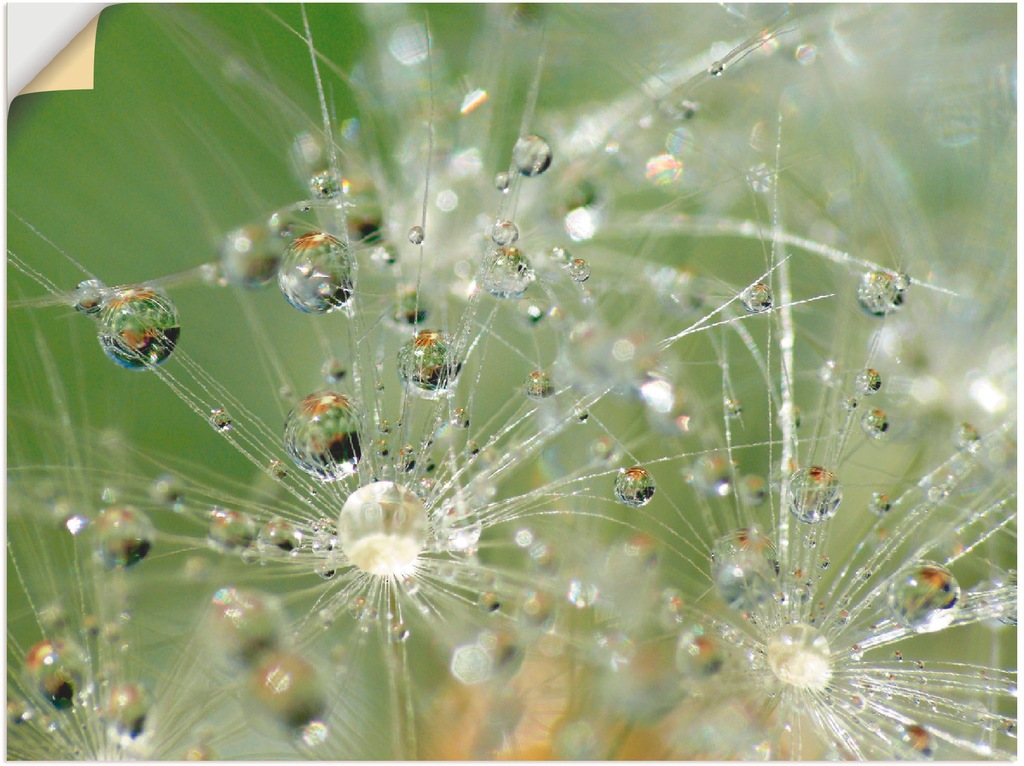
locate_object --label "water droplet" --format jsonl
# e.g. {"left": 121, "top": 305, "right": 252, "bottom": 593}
{"left": 861, "top": 408, "right": 890, "bottom": 439}
{"left": 494, "top": 171, "right": 510, "bottom": 192}
{"left": 278, "top": 232, "right": 353, "bottom": 314}
{"left": 321, "top": 359, "right": 346, "bottom": 385}
{"left": 566, "top": 258, "right": 591, "bottom": 283}
{"left": 855, "top": 368, "right": 882, "bottom": 395}
{"left": 868, "top": 491, "right": 891, "bottom": 516}
{"left": 567, "top": 579, "right": 599, "bottom": 608}
{"left": 440, "top": 499, "right": 482, "bottom": 552}
{"left": 954, "top": 422, "right": 980, "bottom": 452}
{"left": 794, "top": 43, "right": 817, "bottom": 65}
{"left": 482, "top": 245, "right": 533, "bottom": 298}
{"left": 573, "top": 405, "right": 589, "bottom": 423}
{"left": 614, "top": 466, "right": 656, "bottom": 507}
{"left": 452, "top": 408, "right": 470, "bottom": 429}
{"left": 724, "top": 396, "right": 743, "bottom": 417}
{"left": 208, "top": 508, "right": 257, "bottom": 551}
{"left": 645, "top": 153, "right": 684, "bottom": 185}
{"left": 97, "top": 286, "right": 180, "bottom": 369}
{"left": 309, "top": 168, "right": 341, "bottom": 199}
{"left": 524, "top": 370, "right": 554, "bottom": 399}
{"left": 210, "top": 587, "right": 285, "bottom": 666}
{"left": 284, "top": 392, "right": 361, "bottom": 480}
{"left": 248, "top": 651, "right": 326, "bottom": 731}
{"left": 857, "top": 270, "right": 907, "bottom": 317}
{"left": 338, "top": 482, "right": 427, "bottom": 577}
{"left": 96, "top": 507, "right": 154, "bottom": 568}
{"left": 710, "top": 528, "right": 779, "bottom": 612}
{"left": 689, "top": 454, "right": 734, "bottom": 497}
{"left": 676, "top": 625, "right": 727, "bottom": 679}
{"left": 739, "top": 475, "right": 768, "bottom": 506}
{"left": 392, "top": 286, "right": 427, "bottom": 325}
{"left": 106, "top": 683, "right": 150, "bottom": 739}
{"left": 708, "top": 60, "right": 724, "bottom": 76}
{"left": 512, "top": 135, "right": 552, "bottom": 177}
{"left": 888, "top": 561, "right": 960, "bottom": 633}
{"left": 490, "top": 220, "right": 519, "bottom": 246}
{"left": 25, "top": 639, "right": 86, "bottom": 710}
{"left": 451, "top": 643, "right": 492, "bottom": 684}
{"left": 397, "top": 330, "right": 460, "bottom": 398}
{"left": 209, "top": 408, "right": 233, "bottom": 432}
{"left": 787, "top": 466, "right": 842, "bottom": 524}
{"left": 72, "top": 278, "right": 106, "bottom": 314}
{"left": 741, "top": 282, "right": 773, "bottom": 313}
{"left": 903, "top": 724, "right": 933, "bottom": 758}
{"left": 259, "top": 518, "right": 302, "bottom": 553}
{"left": 407, "top": 225, "right": 425, "bottom": 245}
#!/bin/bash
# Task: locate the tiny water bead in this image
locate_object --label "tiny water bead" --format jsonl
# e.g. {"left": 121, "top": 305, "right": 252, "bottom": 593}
{"left": 904, "top": 724, "right": 934, "bottom": 758}
{"left": 740, "top": 282, "right": 773, "bottom": 313}
{"left": 490, "top": 219, "right": 519, "bottom": 246}
{"left": 675, "top": 625, "right": 727, "bottom": 679}
{"left": 766, "top": 624, "right": 832, "bottom": 691}
{"left": 277, "top": 232, "right": 353, "bottom": 314}
{"left": 954, "top": 422, "right": 981, "bottom": 452}
{"left": 711, "top": 528, "right": 779, "bottom": 612}
{"left": 211, "top": 587, "right": 285, "bottom": 666}
{"left": 337, "top": 482, "right": 428, "bottom": 577}
{"left": 857, "top": 270, "right": 908, "bottom": 316}
{"left": 407, "top": 225, "right": 425, "bottom": 245}
{"left": 209, "top": 408, "right": 233, "bottom": 432}
{"left": 787, "top": 466, "right": 842, "bottom": 524}
{"left": 105, "top": 683, "right": 150, "bottom": 739}
{"left": 283, "top": 392, "right": 362, "bottom": 480}
{"left": 25, "top": 639, "right": 86, "bottom": 710}
{"left": 72, "top": 278, "right": 106, "bottom": 314}
{"left": 511, "top": 134, "right": 552, "bottom": 176}
{"left": 97, "top": 286, "right": 180, "bottom": 369}
{"left": 219, "top": 225, "right": 282, "bottom": 288}
{"left": 481, "top": 245, "right": 533, "bottom": 298}
{"left": 309, "top": 168, "right": 341, "bottom": 200}
{"left": 494, "top": 171, "right": 510, "bottom": 191}
{"left": 95, "top": 506, "right": 154, "bottom": 568}
{"left": 523, "top": 370, "right": 554, "bottom": 399}
{"left": 614, "top": 466, "right": 656, "bottom": 507}
{"left": 259, "top": 518, "right": 302, "bottom": 552}
{"left": 396, "top": 330, "right": 460, "bottom": 397}
{"left": 392, "top": 286, "right": 427, "bottom": 325}
{"left": 566, "top": 258, "right": 591, "bottom": 283}
{"left": 868, "top": 491, "right": 892, "bottom": 516}
{"left": 855, "top": 368, "right": 883, "bottom": 395}
{"left": 248, "top": 651, "right": 326, "bottom": 732}
{"left": 887, "top": 561, "right": 961, "bottom": 633}
{"left": 321, "top": 358, "right": 346, "bottom": 384}
{"left": 208, "top": 508, "right": 257, "bottom": 551}
{"left": 861, "top": 408, "right": 890, "bottom": 439}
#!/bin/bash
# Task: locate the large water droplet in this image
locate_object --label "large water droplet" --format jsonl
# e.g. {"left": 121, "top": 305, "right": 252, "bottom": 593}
{"left": 278, "top": 233, "right": 353, "bottom": 314}
{"left": 97, "top": 286, "right": 180, "bottom": 369}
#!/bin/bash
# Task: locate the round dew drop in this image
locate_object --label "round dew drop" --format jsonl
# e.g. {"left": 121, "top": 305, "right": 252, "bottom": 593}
{"left": 855, "top": 368, "right": 883, "bottom": 395}
{"left": 25, "top": 639, "right": 87, "bottom": 710}
{"left": 408, "top": 225, "right": 425, "bottom": 245}
{"left": 482, "top": 245, "right": 533, "bottom": 298}
{"left": 614, "top": 466, "right": 656, "bottom": 507}
{"left": 278, "top": 232, "right": 353, "bottom": 314}
{"left": 210, "top": 587, "right": 286, "bottom": 666}
{"left": 219, "top": 224, "right": 282, "bottom": 288}
{"left": 710, "top": 528, "right": 779, "bottom": 612}
{"left": 208, "top": 508, "right": 257, "bottom": 551}
{"left": 676, "top": 626, "right": 727, "bottom": 679}
{"left": 106, "top": 683, "right": 150, "bottom": 739}
{"left": 72, "top": 278, "right": 107, "bottom": 314}
{"left": 284, "top": 392, "right": 362, "bottom": 480}
{"left": 309, "top": 168, "right": 341, "bottom": 200}
{"left": 247, "top": 651, "right": 326, "bottom": 732}
{"left": 566, "top": 258, "right": 591, "bottom": 283}
{"left": 887, "top": 561, "right": 960, "bottom": 633}
{"left": 524, "top": 370, "right": 554, "bottom": 399}
{"left": 397, "top": 330, "right": 460, "bottom": 398}
{"left": 97, "top": 286, "right": 180, "bottom": 369}
{"left": 338, "top": 481, "right": 428, "bottom": 577}
{"left": 95, "top": 506, "right": 154, "bottom": 568}
{"left": 512, "top": 134, "right": 552, "bottom": 176}
{"left": 787, "top": 466, "right": 842, "bottom": 524}
{"left": 861, "top": 408, "right": 890, "bottom": 439}
{"left": 857, "top": 270, "right": 908, "bottom": 316}
{"left": 740, "top": 282, "right": 773, "bottom": 313}
{"left": 490, "top": 220, "right": 519, "bottom": 246}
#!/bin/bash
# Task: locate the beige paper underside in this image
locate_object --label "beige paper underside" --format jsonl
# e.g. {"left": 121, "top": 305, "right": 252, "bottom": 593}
{"left": 19, "top": 13, "right": 100, "bottom": 96}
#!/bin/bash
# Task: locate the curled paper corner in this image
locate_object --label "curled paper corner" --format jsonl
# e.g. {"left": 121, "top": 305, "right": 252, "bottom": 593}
{"left": 10, "top": 4, "right": 109, "bottom": 103}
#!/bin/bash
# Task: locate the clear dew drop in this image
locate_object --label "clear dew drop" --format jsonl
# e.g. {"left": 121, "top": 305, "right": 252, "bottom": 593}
{"left": 440, "top": 499, "right": 483, "bottom": 553}
{"left": 708, "top": 60, "right": 724, "bottom": 76}
{"left": 278, "top": 232, "right": 353, "bottom": 314}
{"left": 338, "top": 482, "right": 428, "bottom": 577}
{"left": 524, "top": 370, "right": 554, "bottom": 399}
{"left": 482, "top": 245, "right": 533, "bottom": 298}
{"left": 490, "top": 220, "right": 519, "bottom": 246}
{"left": 309, "top": 168, "right": 341, "bottom": 200}
{"left": 209, "top": 408, "right": 233, "bottom": 432}
{"left": 855, "top": 368, "right": 882, "bottom": 395}
{"left": 511, "top": 134, "right": 552, "bottom": 177}
{"left": 72, "top": 278, "right": 107, "bottom": 314}
{"left": 105, "top": 683, "right": 150, "bottom": 740}
{"left": 96, "top": 506, "right": 155, "bottom": 568}
{"left": 857, "top": 270, "right": 908, "bottom": 317}
{"left": 954, "top": 422, "right": 981, "bottom": 452}
{"left": 887, "top": 561, "right": 960, "bottom": 633}
{"left": 25, "top": 639, "right": 87, "bottom": 710}
{"left": 248, "top": 651, "right": 326, "bottom": 732}
{"left": 259, "top": 518, "right": 302, "bottom": 553}
{"left": 283, "top": 392, "right": 361, "bottom": 480}
{"left": 97, "top": 286, "right": 180, "bottom": 369}
{"left": 675, "top": 625, "right": 727, "bottom": 679}
{"left": 787, "top": 466, "right": 842, "bottom": 524}
{"left": 614, "top": 466, "right": 656, "bottom": 507}
{"left": 689, "top": 454, "right": 734, "bottom": 497}
{"left": 566, "top": 258, "right": 591, "bottom": 283}
{"left": 860, "top": 408, "right": 890, "bottom": 439}
{"left": 207, "top": 508, "right": 257, "bottom": 551}
{"left": 393, "top": 285, "right": 427, "bottom": 325}
{"left": 494, "top": 171, "right": 510, "bottom": 192}
{"left": 407, "top": 225, "right": 425, "bottom": 245}
{"left": 740, "top": 282, "right": 773, "bottom": 313}
{"left": 710, "top": 528, "right": 779, "bottom": 612}
{"left": 321, "top": 358, "right": 346, "bottom": 384}
{"left": 397, "top": 330, "right": 460, "bottom": 398}
{"left": 868, "top": 491, "right": 892, "bottom": 516}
